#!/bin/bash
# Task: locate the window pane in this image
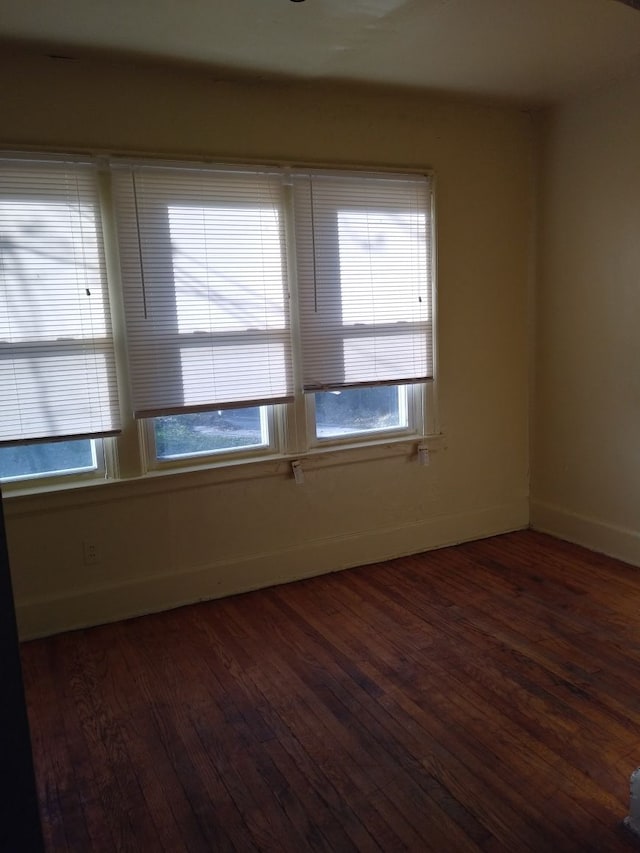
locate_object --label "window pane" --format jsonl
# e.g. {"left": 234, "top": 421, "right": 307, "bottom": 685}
{"left": 293, "top": 171, "right": 433, "bottom": 391}
{"left": 0, "top": 439, "right": 97, "bottom": 481}
{"left": 154, "top": 408, "right": 267, "bottom": 460}
{"left": 0, "top": 200, "right": 108, "bottom": 342}
{"left": 113, "top": 165, "right": 293, "bottom": 417}
{"left": 168, "top": 205, "right": 286, "bottom": 334}
{"left": 314, "top": 386, "right": 407, "bottom": 439}
{"left": 337, "top": 209, "right": 428, "bottom": 326}
{"left": 0, "top": 161, "right": 121, "bottom": 443}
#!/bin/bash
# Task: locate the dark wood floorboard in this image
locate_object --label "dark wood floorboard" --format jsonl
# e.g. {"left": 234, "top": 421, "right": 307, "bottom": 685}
{"left": 20, "top": 530, "right": 640, "bottom": 852}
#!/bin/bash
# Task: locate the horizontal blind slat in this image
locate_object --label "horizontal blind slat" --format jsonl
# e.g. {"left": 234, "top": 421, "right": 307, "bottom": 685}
{"left": 292, "top": 171, "right": 434, "bottom": 391}
{"left": 0, "top": 158, "right": 121, "bottom": 443}
{"left": 112, "top": 164, "right": 294, "bottom": 416}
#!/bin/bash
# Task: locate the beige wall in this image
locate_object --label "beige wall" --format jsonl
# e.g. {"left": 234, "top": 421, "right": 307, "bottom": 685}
{"left": 2, "top": 52, "right": 532, "bottom": 638}
{"left": 532, "top": 70, "right": 640, "bottom": 562}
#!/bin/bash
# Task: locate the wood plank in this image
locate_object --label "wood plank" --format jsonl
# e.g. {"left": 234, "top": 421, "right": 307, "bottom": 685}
{"left": 22, "top": 531, "right": 640, "bottom": 852}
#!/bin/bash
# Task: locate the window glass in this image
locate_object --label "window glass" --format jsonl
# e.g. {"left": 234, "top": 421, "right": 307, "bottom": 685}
{"left": 0, "top": 199, "right": 108, "bottom": 342}
{"left": 168, "top": 205, "right": 286, "bottom": 335}
{"left": 153, "top": 407, "right": 268, "bottom": 460}
{"left": 337, "top": 209, "right": 428, "bottom": 327}
{"left": 314, "top": 385, "right": 408, "bottom": 440}
{"left": 0, "top": 439, "right": 98, "bottom": 482}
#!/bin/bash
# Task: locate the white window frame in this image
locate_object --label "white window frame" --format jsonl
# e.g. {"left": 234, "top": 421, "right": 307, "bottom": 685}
{"left": 111, "top": 163, "right": 293, "bottom": 420}
{"left": 1, "top": 152, "right": 438, "bottom": 489}
{"left": 142, "top": 405, "right": 279, "bottom": 472}
{"left": 305, "top": 382, "right": 426, "bottom": 450}
{"left": 292, "top": 170, "right": 434, "bottom": 395}
{"left": 0, "top": 155, "right": 121, "bottom": 489}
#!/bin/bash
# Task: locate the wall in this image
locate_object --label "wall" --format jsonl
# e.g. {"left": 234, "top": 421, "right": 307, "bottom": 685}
{"left": 532, "top": 69, "right": 640, "bottom": 562}
{"left": 2, "top": 51, "right": 532, "bottom": 638}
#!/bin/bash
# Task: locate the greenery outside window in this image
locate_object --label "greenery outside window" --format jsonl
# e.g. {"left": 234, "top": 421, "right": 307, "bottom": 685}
{"left": 150, "top": 407, "right": 271, "bottom": 463}
{"left": 311, "top": 384, "right": 417, "bottom": 442}
{"left": 0, "top": 439, "right": 103, "bottom": 483}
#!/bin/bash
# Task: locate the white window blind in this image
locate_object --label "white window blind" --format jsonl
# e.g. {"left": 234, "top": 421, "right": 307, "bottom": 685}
{"left": 0, "top": 158, "right": 121, "bottom": 444}
{"left": 112, "top": 163, "right": 293, "bottom": 418}
{"left": 292, "top": 170, "right": 433, "bottom": 391}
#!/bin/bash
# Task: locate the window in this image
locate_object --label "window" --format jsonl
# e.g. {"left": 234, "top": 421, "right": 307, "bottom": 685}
{"left": 1, "top": 153, "right": 435, "bottom": 483}
{"left": 312, "top": 385, "right": 410, "bottom": 441}
{"left": 0, "top": 438, "right": 102, "bottom": 483}
{"left": 292, "top": 169, "right": 433, "bottom": 448}
{"left": 114, "top": 162, "right": 434, "bottom": 466}
{"left": 293, "top": 171, "right": 433, "bottom": 393}
{"left": 151, "top": 407, "right": 270, "bottom": 461}
{"left": 111, "top": 164, "right": 293, "bottom": 417}
{"left": 0, "top": 157, "right": 120, "bottom": 483}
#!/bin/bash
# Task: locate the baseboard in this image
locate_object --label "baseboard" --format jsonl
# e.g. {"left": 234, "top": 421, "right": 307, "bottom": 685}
{"left": 16, "top": 499, "right": 528, "bottom": 640}
{"left": 531, "top": 500, "right": 640, "bottom": 568}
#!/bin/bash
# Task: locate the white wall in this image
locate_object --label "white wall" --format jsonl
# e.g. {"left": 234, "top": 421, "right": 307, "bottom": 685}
{"left": 532, "top": 69, "right": 640, "bottom": 562}
{"left": 2, "top": 52, "right": 532, "bottom": 638}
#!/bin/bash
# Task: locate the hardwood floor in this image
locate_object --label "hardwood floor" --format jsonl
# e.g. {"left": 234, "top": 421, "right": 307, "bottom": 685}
{"left": 20, "top": 530, "right": 640, "bottom": 852}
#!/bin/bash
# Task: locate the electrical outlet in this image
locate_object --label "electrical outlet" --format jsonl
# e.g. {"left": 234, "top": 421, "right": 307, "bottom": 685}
{"left": 83, "top": 540, "right": 99, "bottom": 565}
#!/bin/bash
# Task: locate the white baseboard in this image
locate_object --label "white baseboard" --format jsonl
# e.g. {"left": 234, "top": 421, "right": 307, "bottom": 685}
{"left": 16, "top": 499, "right": 528, "bottom": 640}
{"left": 531, "top": 500, "right": 640, "bottom": 568}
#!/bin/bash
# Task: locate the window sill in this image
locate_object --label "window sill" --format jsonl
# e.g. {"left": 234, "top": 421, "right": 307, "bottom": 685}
{"left": 2, "top": 432, "right": 446, "bottom": 515}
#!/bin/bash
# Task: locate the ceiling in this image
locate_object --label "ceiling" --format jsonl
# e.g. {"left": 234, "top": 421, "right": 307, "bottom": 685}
{"left": 2, "top": 0, "right": 640, "bottom": 105}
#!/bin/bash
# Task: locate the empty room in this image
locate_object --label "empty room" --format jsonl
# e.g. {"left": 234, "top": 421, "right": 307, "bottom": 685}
{"left": 2, "top": 0, "right": 640, "bottom": 850}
